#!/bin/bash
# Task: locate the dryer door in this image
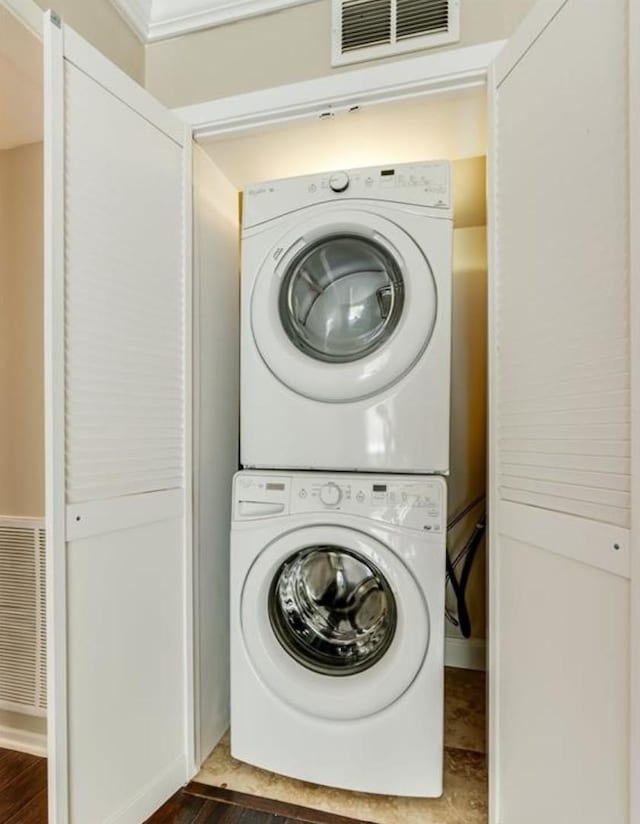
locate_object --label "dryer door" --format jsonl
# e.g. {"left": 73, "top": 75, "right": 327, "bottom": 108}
{"left": 250, "top": 209, "right": 438, "bottom": 402}
{"left": 240, "top": 525, "right": 429, "bottom": 720}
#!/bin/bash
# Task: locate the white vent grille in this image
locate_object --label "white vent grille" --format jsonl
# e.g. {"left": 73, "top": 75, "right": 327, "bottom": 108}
{"left": 0, "top": 518, "right": 47, "bottom": 715}
{"left": 341, "top": 0, "right": 391, "bottom": 52}
{"left": 397, "top": 0, "right": 449, "bottom": 39}
{"left": 332, "top": 0, "right": 459, "bottom": 66}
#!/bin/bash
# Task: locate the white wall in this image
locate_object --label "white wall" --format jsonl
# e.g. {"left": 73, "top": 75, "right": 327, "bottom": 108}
{"left": 192, "top": 146, "right": 240, "bottom": 763}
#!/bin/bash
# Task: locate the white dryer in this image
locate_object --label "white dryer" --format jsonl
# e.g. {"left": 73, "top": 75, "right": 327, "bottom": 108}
{"left": 241, "top": 161, "right": 453, "bottom": 474}
{"left": 230, "top": 470, "right": 447, "bottom": 797}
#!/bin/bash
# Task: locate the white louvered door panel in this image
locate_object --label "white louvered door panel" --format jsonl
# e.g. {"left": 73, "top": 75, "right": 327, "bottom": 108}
{"left": 65, "top": 57, "right": 184, "bottom": 503}
{"left": 45, "top": 16, "right": 193, "bottom": 824}
{"left": 489, "top": 2, "right": 631, "bottom": 824}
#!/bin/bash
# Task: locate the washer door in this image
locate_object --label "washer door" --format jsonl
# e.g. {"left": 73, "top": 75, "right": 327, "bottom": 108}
{"left": 251, "top": 210, "right": 437, "bottom": 402}
{"left": 241, "top": 525, "right": 429, "bottom": 720}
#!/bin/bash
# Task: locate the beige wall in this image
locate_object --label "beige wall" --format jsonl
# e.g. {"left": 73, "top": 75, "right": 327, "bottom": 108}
{"left": 0, "top": 142, "right": 44, "bottom": 517}
{"left": 145, "top": 0, "right": 538, "bottom": 107}
{"left": 0, "top": 4, "right": 43, "bottom": 149}
{"left": 33, "top": 0, "right": 144, "bottom": 83}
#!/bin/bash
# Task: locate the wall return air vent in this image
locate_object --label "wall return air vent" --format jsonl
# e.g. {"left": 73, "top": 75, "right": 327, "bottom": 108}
{"left": 0, "top": 519, "right": 47, "bottom": 716}
{"left": 332, "top": 0, "right": 460, "bottom": 66}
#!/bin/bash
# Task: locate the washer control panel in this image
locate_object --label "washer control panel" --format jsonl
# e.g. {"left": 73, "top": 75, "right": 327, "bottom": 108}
{"left": 243, "top": 160, "right": 452, "bottom": 229}
{"left": 234, "top": 471, "right": 446, "bottom": 533}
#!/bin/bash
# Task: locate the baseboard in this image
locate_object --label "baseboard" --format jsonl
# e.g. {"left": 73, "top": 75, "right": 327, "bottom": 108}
{"left": 445, "top": 636, "right": 486, "bottom": 671}
{"left": 0, "top": 723, "right": 47, "bottom": 757}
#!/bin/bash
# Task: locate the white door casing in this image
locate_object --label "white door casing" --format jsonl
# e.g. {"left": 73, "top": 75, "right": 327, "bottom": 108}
{"left": 44, "top": 12, "right": 194, "bottom": 823}
{"left": 630, "top": 0, "right": 640, "bottom": 818}
{"left": 489, "top": 1, "right": 631, "bottom": 823}
{"left": 191, "top": 144, "right": 240, "bottom": 765}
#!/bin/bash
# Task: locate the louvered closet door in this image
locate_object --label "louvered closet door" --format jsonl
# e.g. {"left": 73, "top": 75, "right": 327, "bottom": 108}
{"left": 489, "top": 1, "right": 630, "bottom": 823}
{"left": 44, "top": 15, "right": 193, "bottom": 824}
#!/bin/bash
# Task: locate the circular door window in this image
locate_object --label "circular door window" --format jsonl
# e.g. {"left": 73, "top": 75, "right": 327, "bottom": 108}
{"left": 269, "top": 545, "right": 397, "bottom": 676}
{"left": 240, "top": 524, "right": 430, "bottom": 721}
{"left": 279, "top": 235, "right": 405, "bottom": 364}
{"left": 250, "top": 210, "right": 439, "bottom": 403}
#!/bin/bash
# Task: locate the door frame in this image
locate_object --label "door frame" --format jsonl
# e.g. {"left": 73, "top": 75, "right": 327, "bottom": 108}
{"left": 43, "top": 13, "right": 66, "bottom": 822}
{"left": 630, "top": 0, "right": 640, "bottom": 819}
{"left": 175, "top": 12, "right": 640, "bottom": 824}
{"left": 176, "top": 34, "right": 500, "bottom": 821}
{"left": 180, "top": 34, "right": 501, "bottom": 745}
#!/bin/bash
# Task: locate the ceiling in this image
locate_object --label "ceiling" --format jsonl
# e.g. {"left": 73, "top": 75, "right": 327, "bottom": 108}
{"left": 111, "top": 0, "right": 314, "bottom": 42}
{"left": 0, "top": 6, "right": 43, "bottom": 150}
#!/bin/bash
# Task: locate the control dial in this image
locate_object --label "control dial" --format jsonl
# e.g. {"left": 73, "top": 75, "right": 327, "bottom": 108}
{"left": 319, "top": 482, "right": 342, "bottom": 507}
{"left": 329, "top": 171, "right": 350, "bottom": 193}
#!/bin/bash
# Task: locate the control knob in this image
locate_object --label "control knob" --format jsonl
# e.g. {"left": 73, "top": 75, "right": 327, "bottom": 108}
{"left": 329, "top": 171, "right": 350, "bottom": 193}
{"left": 320, "top": 482, "right": 342, "bottom": 507}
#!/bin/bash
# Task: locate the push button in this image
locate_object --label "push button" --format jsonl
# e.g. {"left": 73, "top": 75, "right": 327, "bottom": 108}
{"left": 329, "top": 172, "right": 350, "bottom": 193}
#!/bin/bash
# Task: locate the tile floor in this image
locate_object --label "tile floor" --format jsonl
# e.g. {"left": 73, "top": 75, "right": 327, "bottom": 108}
{"left": 196, "top": 667, "right": 487, "bottom": 824}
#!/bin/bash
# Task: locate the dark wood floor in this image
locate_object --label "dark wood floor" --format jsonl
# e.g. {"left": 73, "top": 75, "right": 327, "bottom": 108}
{"left": 0, "top": 747, "right": 48, "bottom": 823}
{"left": 0, "top": 749, "right": 358, "bottom": 824}
{"left": 147, "top": 783, "right": 365, "bottom": 823}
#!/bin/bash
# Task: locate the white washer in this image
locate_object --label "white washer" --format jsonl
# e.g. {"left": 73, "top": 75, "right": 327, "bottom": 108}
{"left": 230, "top": 470, "right": 447, "bottom": 797}
{"left": 241, "top": 161, "right": 453, "bottom": 474}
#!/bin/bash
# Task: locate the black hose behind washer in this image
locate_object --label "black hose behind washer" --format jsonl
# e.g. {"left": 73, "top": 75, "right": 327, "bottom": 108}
{"left": 446, "top": 511, "right": 486, "bottom": 639}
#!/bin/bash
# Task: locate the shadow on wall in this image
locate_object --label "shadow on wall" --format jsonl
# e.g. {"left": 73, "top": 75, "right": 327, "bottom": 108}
{"left": 447, "top": 221, "right": 487, "bottom": 642}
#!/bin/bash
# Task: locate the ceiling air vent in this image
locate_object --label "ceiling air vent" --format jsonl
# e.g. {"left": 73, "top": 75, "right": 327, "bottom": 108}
{"left": 332, "top": 0, "right": 460, "bottom": 66}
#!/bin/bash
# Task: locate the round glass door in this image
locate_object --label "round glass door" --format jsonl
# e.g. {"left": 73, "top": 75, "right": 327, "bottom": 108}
{"left": 269, "top": 545, "right": 397, "bottom": 676}
{"left": 279, "top": 234, "right": 405, "bottom": 363}
{"left": 251, "top": 210, "right": 440, "bottom": 403}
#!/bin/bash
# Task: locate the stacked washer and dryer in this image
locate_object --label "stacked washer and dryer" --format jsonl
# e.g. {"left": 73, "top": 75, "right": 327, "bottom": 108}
{"left": 231, "top": 161, "right": 453, "bottom": 797}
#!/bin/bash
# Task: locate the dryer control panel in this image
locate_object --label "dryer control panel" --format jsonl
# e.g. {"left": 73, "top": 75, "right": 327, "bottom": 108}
{"left": 243, "top": 161, "right": 452, "bottom": 229}
{"left": 234, "top": 471, "right": 447, "bottom": 533}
